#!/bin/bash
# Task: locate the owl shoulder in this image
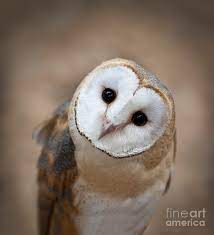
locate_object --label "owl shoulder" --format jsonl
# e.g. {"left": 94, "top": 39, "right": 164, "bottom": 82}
{"left": 33, "top": 100, "right": 77, "bottom": 196}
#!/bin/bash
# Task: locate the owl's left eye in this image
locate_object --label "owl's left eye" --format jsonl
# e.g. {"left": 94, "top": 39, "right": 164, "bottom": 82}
{"left": 102, "top": 88, "right": 116, "bottom": 104}
{"left": 132, "top": 111, "right": 148, "bottom": 126}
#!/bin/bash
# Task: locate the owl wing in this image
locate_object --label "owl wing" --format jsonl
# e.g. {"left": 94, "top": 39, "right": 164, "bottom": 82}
{"left": 163, "top": 129, "right": 177, "bottom": 194}
{"left": 33, "top": 100, "right": 78, "bottom": 235}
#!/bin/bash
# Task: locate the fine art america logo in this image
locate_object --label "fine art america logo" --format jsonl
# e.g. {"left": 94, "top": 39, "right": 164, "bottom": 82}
{"left": 166, "top": 208, "right": 206, "bottom": 227}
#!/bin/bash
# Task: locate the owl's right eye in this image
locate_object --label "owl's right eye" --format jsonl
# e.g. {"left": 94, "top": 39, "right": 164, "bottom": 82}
{"left": 102, "top": 88, "right": 116, "bottom": 104}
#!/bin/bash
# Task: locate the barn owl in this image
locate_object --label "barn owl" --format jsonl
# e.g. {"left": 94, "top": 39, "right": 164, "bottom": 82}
{"left": 34, "top": 58, "right": 176, "bottom": 235}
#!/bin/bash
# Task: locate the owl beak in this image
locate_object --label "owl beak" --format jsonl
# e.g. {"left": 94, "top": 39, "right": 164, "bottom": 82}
{"left": 98, "top": 121, "right": 126, "bottom": 140}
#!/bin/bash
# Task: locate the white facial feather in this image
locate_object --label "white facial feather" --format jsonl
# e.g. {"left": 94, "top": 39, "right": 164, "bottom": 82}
{"left": 75, "top": 65, "right": 169, "bottom": 158}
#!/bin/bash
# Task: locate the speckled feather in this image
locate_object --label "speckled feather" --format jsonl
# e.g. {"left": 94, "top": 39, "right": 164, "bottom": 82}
{"left": 35, "top": 101, "right": 78, "bottom": 235}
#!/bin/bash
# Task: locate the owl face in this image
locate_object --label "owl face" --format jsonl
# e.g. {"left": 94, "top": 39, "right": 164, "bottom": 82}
{"left": 73, "top": 59, "right": 174, "bottom": 158}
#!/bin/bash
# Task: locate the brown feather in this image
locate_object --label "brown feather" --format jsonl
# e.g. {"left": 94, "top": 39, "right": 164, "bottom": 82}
{"left": 163, "top": 129, "right": 176, "bottom": 195}
{"left": 34, "top": 101, "right": 78, "bottom": 235}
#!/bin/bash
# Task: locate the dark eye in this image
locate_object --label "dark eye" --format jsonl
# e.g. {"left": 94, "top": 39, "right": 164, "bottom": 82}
{"left": 132, "top": 111, "right": 148, "bottom": 126}
{"left": 102, "top": 88, "right": 116, "bottom": 104}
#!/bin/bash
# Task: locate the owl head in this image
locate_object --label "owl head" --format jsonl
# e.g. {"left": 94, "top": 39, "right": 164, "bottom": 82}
{"left": 69, "top": 59, "right": 175, "bottom": 160}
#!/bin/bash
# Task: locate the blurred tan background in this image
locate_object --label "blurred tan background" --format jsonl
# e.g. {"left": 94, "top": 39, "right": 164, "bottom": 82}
{"left": 0, "top": 0, "right": 213, "bottom": 235}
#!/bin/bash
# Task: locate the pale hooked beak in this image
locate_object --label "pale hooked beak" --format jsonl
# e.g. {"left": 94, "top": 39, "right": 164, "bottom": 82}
{"left": 98, "top": 119, "right": 126, "bottom": 140}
